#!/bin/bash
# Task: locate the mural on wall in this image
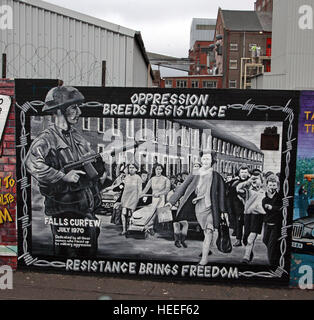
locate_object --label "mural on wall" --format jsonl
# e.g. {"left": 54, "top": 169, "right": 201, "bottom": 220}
{"left": 292, "top": 91, "right": 314, "bottom": 255}
{"left": 290, "top": 91, "right": 314, "bottom": 289}
{"left": 15, "top": 82, "right": 300, "bottom": 285}
{"left": 0, "top": 80, "right": 17, "bottom": 268}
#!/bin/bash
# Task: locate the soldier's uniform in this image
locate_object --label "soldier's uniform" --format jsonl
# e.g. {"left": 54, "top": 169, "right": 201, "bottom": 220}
{"left": 26, "top": 86, "right": 104, "bottom": 257}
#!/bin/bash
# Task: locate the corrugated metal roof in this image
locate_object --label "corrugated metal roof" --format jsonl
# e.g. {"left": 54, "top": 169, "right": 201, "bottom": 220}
{"left": 147, "top": 52, "right": 191, "bottom": 72}
{"left": 2, "top": 0, "right": 153, "bottom": 86}
{"left": 221, "top": 10, "right": 264, "bottom": 32}
{"left": 21, "top": 0, "right": 135, "bottom": 37}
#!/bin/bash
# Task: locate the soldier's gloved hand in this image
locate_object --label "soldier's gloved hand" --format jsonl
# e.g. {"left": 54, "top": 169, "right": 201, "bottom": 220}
{"left": 62, "top": 170, "right": 86, "bottom": 183}
{"left": 100, "top": 152, "right": 110, "bottom": 163}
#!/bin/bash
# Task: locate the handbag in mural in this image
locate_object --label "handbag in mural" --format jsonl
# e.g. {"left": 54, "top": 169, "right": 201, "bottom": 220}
{"left": 157, "top": 206, "right": 173, "bottom": 223}
{"left": 216, "top": 214, "right": 232, "bottom": 254}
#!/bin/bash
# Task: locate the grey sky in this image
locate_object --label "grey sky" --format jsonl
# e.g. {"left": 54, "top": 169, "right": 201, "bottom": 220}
{"left": 46, "top": 0, "right": 254, "bottom": 58}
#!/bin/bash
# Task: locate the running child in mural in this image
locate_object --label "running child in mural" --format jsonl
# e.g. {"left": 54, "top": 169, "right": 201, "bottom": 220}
{"left": 262, "top": 175, "right": 282, "bottom": 266}
{"left": 166, "top": 150, "right": 228, "bottom": 266}
{"left": 170, "top": 161, "right": 201, "bottom": 249}
{"left": 236, "top": 169, "right": 266, "bottom": 264}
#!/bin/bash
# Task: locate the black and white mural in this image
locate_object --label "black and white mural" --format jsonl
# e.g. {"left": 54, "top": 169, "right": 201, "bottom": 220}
{"left": 16, "top": 81, "right": 300, "bottom": 285}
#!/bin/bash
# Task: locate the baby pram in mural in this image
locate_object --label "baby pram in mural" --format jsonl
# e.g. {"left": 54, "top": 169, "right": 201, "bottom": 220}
{"left": 126, "top": 196, "right": 172, "bottom": 239}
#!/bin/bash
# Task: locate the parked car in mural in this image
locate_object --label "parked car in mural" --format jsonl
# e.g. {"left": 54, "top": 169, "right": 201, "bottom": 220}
{"left": 292, "top": 203, "right": 314, "bottom": 255}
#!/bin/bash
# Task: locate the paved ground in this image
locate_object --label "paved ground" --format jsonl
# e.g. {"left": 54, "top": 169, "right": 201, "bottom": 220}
{"left": 0, "top": 270, "right": 313, "bottom": 300}
{"left": 33, "top": 213, "right": 269, "bottom": 265}
{"left": 15, "top": 188, "right": 311, "bottom": 301}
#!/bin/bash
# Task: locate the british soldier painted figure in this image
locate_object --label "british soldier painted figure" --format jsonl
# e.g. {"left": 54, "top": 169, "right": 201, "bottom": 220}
{"left": 25, "top": 86, "right": 107, "bottom": 257}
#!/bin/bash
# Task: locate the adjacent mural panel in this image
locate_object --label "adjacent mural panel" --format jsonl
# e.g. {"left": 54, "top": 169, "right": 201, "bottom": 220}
{"left": 16, "top": 82, "right": 300, "bottom": 285}
{"left": 290, "top": 91, "right": 314, "bottom": 289}
{"left": 0, "top": 79, "right": 17, "bottom": 269}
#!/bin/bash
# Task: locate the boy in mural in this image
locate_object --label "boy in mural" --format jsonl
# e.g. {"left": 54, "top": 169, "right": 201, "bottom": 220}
{"left": 229, "top": 165, "right": 251, "bottom": 247}
{"left": 25, "top": 86, "right": 108, "bottom": 257}
{"left": 262, "top": 175, "right": 282, "bottom": 266}
{"left": 166, "top": 150, "right": 227, "bottom": 266}
{"left": 237, "top": 169, "right": 266, "bottom": 264}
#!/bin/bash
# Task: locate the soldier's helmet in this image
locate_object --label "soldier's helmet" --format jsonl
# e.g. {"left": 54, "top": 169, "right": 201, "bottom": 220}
{"left": 42, "top": 86, "right": 85, "bottom": 113}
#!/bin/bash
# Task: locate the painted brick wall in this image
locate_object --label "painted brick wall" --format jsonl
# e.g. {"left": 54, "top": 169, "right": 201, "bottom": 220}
{"left": 0, "top": 79, "right": 17, "bottom": 270}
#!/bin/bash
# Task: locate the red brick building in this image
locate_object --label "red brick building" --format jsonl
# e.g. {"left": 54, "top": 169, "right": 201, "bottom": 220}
{"left": 255, "top": 0, "right": 273, "bottom": 12}
{"left": 189, "top": 41, "right": 215, "bottom": 75}
{"left": 160, "top": 75, "right": 223, "bottom": 89}
{"left": 214, "top": 8, "right": 273, "bottom": 89}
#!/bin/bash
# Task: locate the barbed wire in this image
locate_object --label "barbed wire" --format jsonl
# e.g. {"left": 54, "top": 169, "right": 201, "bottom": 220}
{"left": 0, "top": 41, "right": 115, "bottom": 86}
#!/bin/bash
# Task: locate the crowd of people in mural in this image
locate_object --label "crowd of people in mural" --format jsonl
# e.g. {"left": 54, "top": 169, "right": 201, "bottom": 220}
{"left": 101, "top": 153, "right": 282, "bottom": 267}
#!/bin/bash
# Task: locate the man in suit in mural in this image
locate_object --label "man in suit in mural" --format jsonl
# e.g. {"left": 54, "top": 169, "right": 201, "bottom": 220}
{"left": 166, "top": 150, "right": 227, "bottom": 266}
{"left": 25, "top": 86, "right": 107, "bottom": 257}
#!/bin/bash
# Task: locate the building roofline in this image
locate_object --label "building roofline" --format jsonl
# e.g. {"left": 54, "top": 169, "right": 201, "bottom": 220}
{"left": 19, "top": 0, "right": 136, "bottom": 37}
{"left": 18, "top": 0, "right": 153, "bottom": 81}
{"left": 134, "top": 32, "right": 155, "bottom": 80}
{"left": 219, "top": 9, "right": 272, "bottom": 32}
{"left": 162, "top": 75, "right": 222, "bottom": 79}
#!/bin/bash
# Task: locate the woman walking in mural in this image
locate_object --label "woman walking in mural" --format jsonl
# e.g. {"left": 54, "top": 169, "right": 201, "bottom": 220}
{"left": 166, "top": 150, "right": 227, "bottom": 266}
{"left": 119, "top": 163, "right": 142, "bottom": 235}
{"left": 139, "top": 164, "right": 171, "bottom": 234}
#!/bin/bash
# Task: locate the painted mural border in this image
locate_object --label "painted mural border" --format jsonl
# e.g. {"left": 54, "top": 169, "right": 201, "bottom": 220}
{"left": 15, "top": 94, "right": 297, "bottom": 283}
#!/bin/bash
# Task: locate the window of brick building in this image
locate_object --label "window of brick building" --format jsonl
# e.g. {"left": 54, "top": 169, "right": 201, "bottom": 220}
{"left": 229, "top": 80, "right": 237, "bottom": 88}
{"left": 230, "top": 43, "right": 238, "bottom": 51}
{"left": 165, "top": 80, "right": 172, "bottom": 88}
{"left": 176, "top": 80, "right": 187, "bottom": 88}
{"left": 229, "top": 60, "right": 238, "bottom": 70}
{"left": 191, "top": 80, "right": 199, "bottom": 88}
{"left": 202, "top": 81, "right": 217, "bottom": 88}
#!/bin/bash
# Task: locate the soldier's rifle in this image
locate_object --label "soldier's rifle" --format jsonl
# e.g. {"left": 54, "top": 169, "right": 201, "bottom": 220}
{"left": 63, "top": 140, "right": 145, "bottom": 180}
